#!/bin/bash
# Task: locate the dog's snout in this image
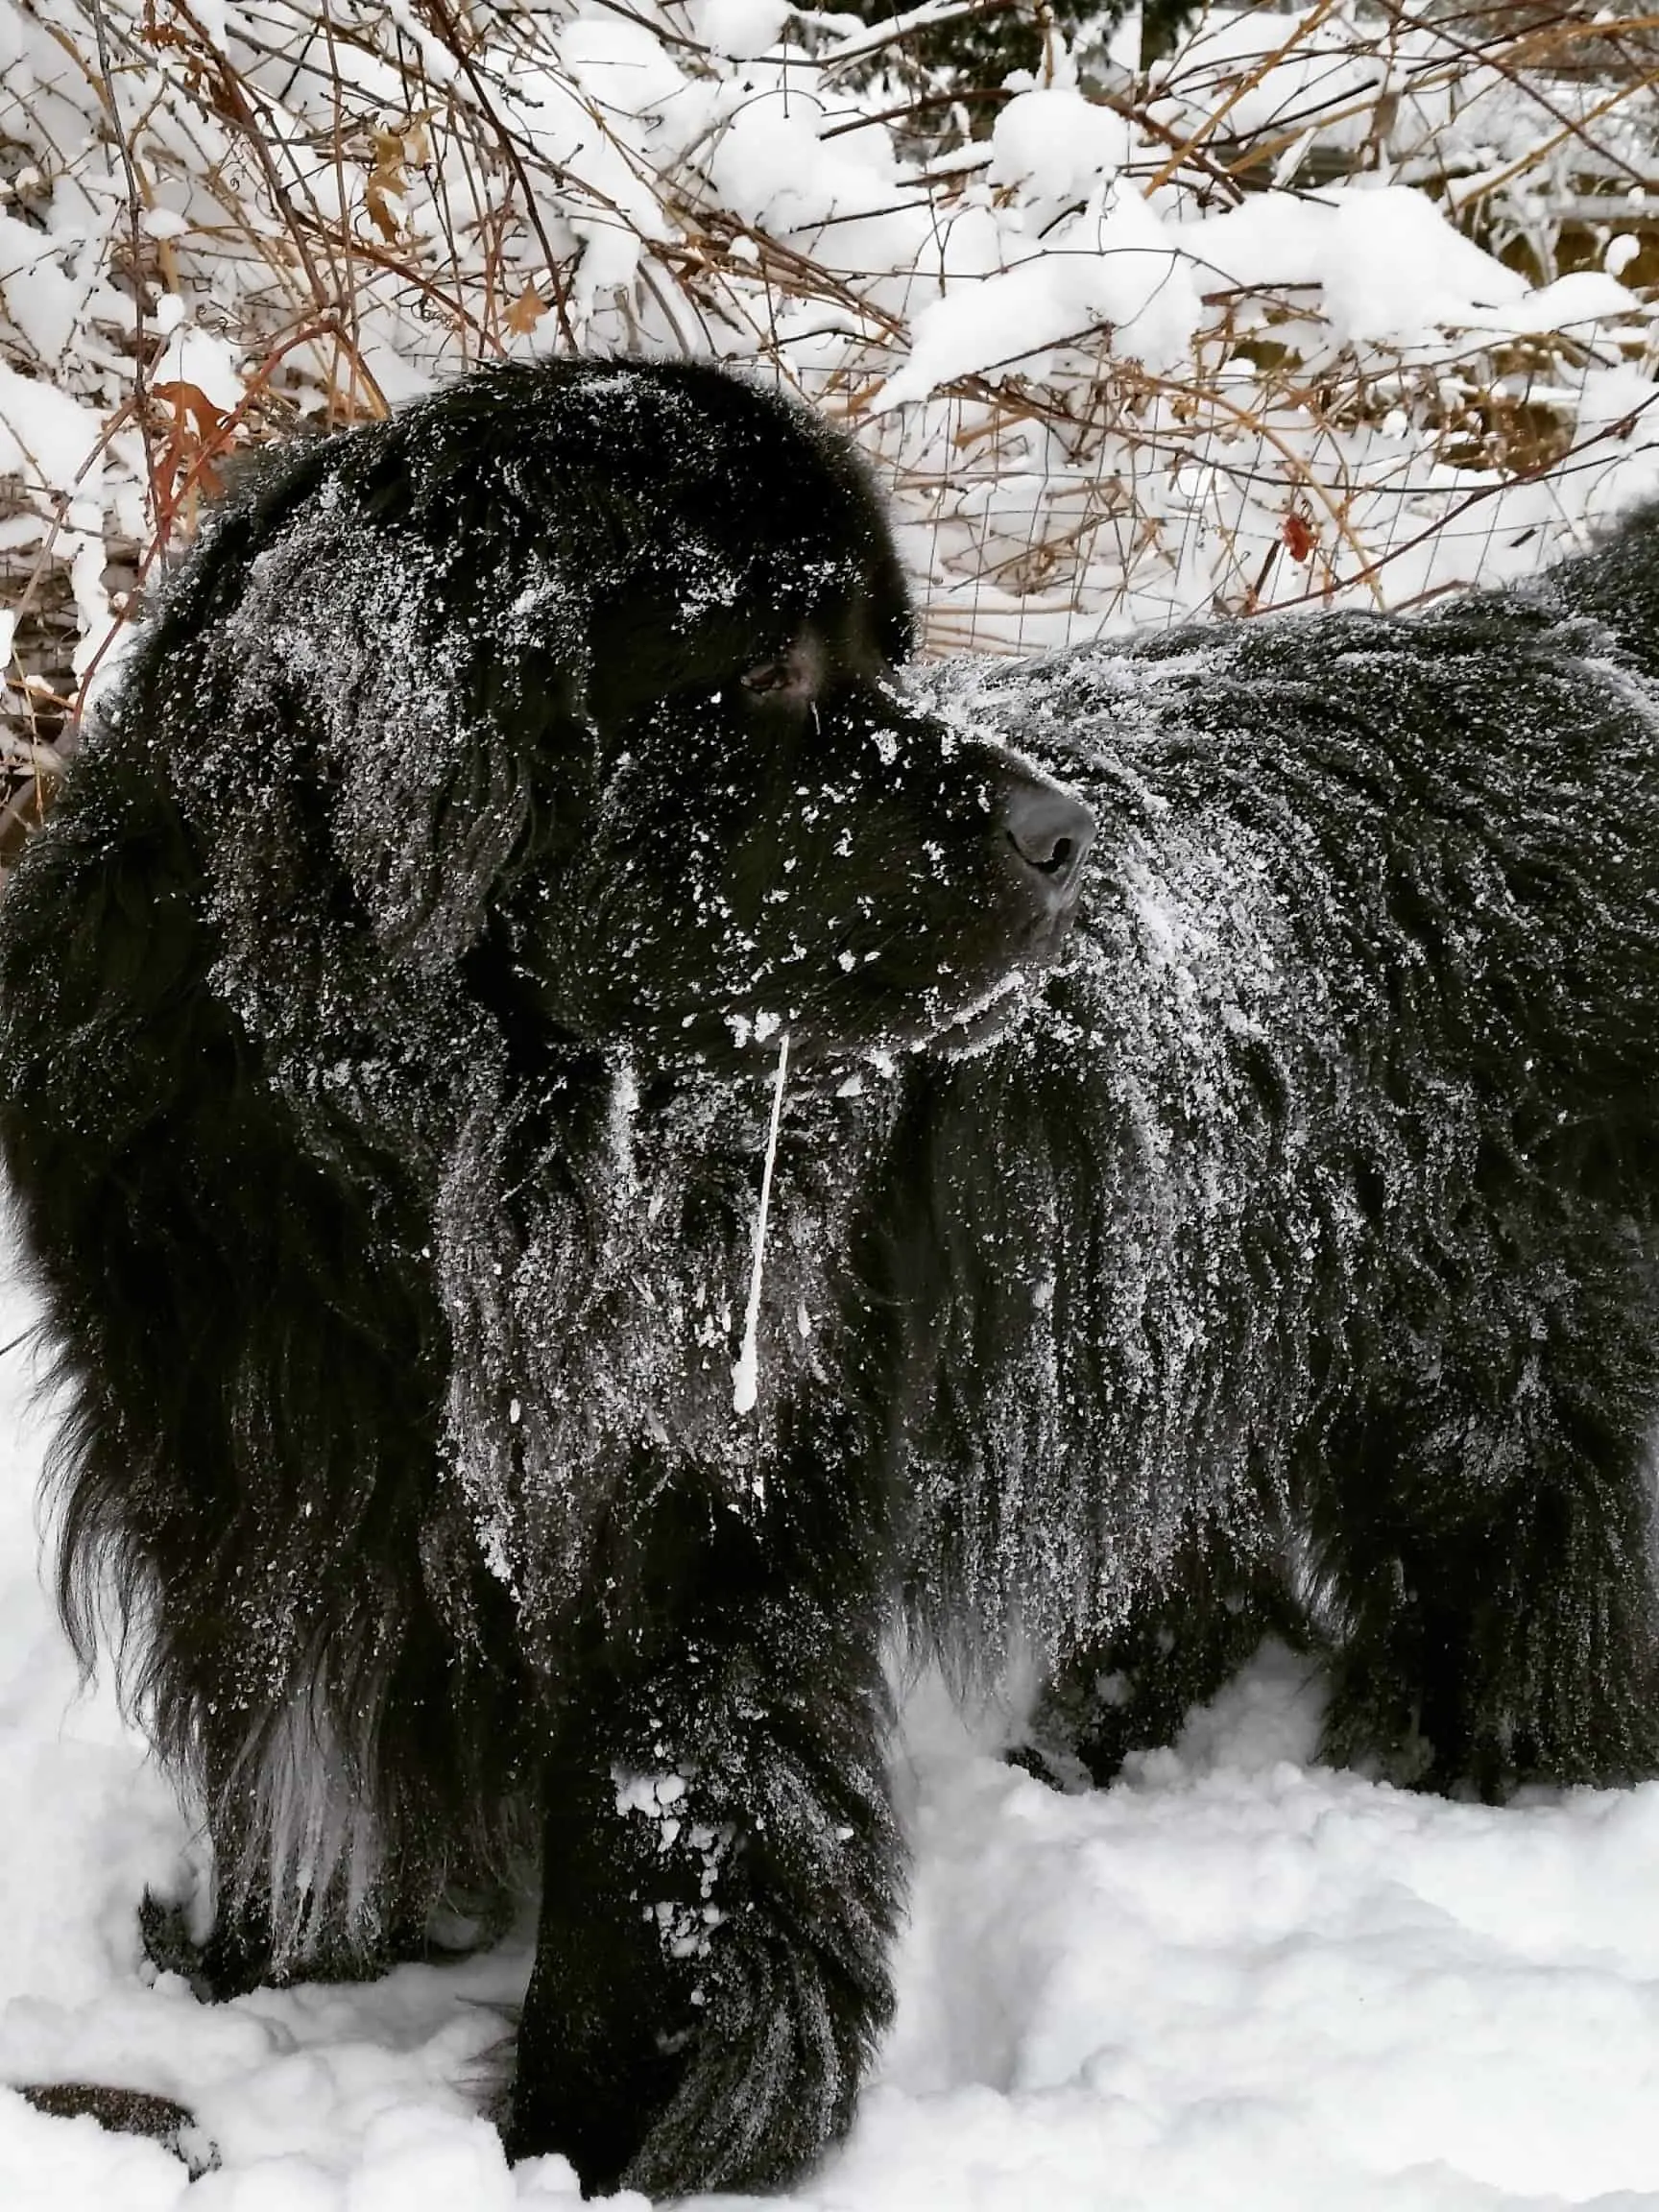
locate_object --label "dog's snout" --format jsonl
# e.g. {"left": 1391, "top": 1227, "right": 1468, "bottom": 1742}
{"left": 1002, "top": 778, "right": 1095, "bottom": 905}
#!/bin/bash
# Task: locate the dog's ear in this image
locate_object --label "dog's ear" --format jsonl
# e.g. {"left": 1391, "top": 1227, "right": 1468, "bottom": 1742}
{"left": 138, "top": 409, "right": 602, "bottom": 1011}
{"left": 322, "top": 565, "right": 594, "bottom": 974}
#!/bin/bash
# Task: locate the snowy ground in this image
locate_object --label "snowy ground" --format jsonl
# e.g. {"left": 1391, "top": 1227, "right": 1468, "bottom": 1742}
{"left": 4, "top": 1261, "right": 1659, "bottom": 2211}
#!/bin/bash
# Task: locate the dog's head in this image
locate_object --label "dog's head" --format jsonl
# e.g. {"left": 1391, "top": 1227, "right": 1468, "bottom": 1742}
{"left": 154, "top": 359, "right": 1092, "bottom": 1085}
{"left": 448, "top": 362, "right": 1094, "bottom": 1077}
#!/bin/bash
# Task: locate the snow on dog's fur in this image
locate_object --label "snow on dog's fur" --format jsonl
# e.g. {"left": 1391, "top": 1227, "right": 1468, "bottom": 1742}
{"left": 2, "top": 358, "right": 1658, "bottom": 2196}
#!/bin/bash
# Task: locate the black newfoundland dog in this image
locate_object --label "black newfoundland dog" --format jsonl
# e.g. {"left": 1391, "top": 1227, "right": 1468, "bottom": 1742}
{"left": 3, "top": 357, "right": 1659, "bottom": 2196}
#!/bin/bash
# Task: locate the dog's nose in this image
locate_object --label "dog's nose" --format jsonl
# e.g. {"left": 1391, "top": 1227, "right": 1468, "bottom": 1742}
{"left": 1003, "top": 777, "right": 1095, "bottom": 906}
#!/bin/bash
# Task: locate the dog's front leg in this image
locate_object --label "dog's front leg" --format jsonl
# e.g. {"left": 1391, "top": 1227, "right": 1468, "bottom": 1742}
{"left": 505, "top": 1451, "right": 902, "bottom": 2197}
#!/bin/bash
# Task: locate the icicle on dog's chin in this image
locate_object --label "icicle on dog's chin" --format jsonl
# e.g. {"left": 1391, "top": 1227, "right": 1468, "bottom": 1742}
{"left": 732, "top": 1027, "right": 791, "bottom": 1426}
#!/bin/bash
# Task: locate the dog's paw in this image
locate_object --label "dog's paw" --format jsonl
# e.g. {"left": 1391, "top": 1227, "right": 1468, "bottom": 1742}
{"left": 620, "top": 1937, "right": 868, "bottom": 2197}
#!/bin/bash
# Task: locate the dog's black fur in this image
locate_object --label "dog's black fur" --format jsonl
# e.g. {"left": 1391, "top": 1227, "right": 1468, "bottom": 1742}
{"left": 3, "top": 357, "right": 1658, "bottom": 2196}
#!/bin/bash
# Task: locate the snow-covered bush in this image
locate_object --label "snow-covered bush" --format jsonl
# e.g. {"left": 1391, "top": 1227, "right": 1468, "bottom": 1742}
{"left": 3, "top": 0, "right": 1659, "bottom": 834}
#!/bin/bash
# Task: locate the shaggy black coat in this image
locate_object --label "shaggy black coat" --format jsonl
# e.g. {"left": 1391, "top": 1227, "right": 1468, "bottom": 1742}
{"left": 2, "top": 357, "right": 1657, "bottom": 2197}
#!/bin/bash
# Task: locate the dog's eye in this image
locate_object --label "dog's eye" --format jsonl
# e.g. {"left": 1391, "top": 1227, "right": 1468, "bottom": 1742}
{"left": 739, "top": 637, "right": 822, "bottom": 709}
{"left": 741, "top": 659, "right": 796, "bottom": 696}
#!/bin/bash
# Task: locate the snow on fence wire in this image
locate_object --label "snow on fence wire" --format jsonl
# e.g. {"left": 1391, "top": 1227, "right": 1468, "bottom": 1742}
{"left": 4, "top": 0, "right": 1659, "bottom": 856}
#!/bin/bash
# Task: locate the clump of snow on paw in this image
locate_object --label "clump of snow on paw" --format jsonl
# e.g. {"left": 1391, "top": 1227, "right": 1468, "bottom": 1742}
{"left": 613, "top": 1766, "right": 732, "bottom": 1963}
